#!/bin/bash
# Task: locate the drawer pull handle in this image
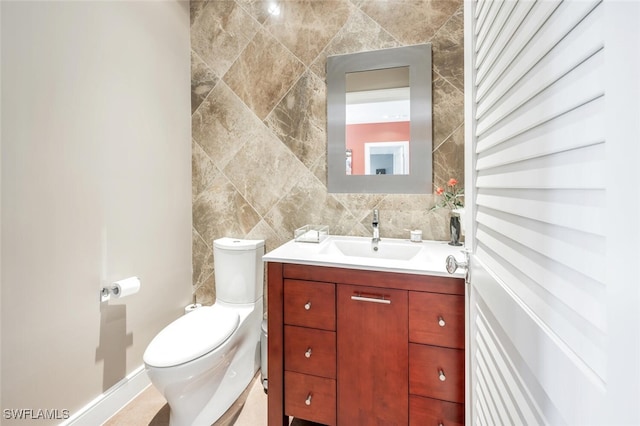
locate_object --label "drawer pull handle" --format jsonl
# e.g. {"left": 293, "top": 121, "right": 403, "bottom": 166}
{"left": 305, "top": 348, "right": 312, "bottom": 358}
{"left": 438, "top": 316, "right": 446, "bottom": 327}
{"left": 305, "top": 394, "right": 312, "bottom": 406}
{"left": 304, "top": 301, "right": 311, "bottom": 310}
{"left": 351, "top": 294, "right": 391, "bottom": 304}
{"left": 439, "top": 369, "right": 446, "bottom": 381}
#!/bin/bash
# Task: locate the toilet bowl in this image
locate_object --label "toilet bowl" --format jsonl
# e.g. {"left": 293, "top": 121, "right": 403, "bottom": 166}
{"left": 143, "top": 238, "right": 264, "bottom": 426}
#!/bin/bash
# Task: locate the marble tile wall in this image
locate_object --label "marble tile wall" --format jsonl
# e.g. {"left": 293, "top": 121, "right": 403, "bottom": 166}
{"left": 191, "top": 0, "right": 464, "bottom": 304}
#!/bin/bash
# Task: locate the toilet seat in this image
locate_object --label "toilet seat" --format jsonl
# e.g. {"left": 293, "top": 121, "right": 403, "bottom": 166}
{"left": 144, "top": 305, "right": 240, "bottom": 368}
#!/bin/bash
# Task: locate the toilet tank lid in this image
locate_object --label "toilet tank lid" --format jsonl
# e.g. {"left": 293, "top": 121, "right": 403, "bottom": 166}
{"left": 214, "top": 237, "right": 265, "bottom": 250}
{"left": 143, "top": 306, "right": 239, "bottom": 368}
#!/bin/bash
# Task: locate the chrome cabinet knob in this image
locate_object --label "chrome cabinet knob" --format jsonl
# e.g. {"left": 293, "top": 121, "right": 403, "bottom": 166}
{"left": 305, "top": 348, "right": 312, "bottom": 358}
{"left": 305, "top": 394, "right": 312, "bottom": 405}
{"left": 439, "top": 369, "right": 446, "bottom": 381}
{"left": 438, "top": 316, "right": 446, "bottom": 327}
{"left": 304, "top": 301, "right": 311, "bottom": 310}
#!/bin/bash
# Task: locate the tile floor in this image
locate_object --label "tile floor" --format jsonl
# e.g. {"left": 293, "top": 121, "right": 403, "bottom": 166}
{"left": 104, "top": 375, "right": 322, "bottom": 426}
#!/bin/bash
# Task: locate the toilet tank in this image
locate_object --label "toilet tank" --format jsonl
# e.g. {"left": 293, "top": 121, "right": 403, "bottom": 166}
{"left": 213, "top": 238, "right": 265, "bottom": 304}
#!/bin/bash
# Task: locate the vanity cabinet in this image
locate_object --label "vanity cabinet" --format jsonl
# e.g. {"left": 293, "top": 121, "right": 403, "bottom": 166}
{"left": 267, "top": 262, "right": 465, "bottom": 426}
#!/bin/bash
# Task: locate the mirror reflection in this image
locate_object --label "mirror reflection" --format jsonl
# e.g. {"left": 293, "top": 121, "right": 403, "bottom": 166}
{"left": 345, "top": 67, "right": 410, "bottom": 176}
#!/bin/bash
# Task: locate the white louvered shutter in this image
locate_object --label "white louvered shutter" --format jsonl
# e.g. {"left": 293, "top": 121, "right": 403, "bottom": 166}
{"left": 464, "top": 0, "right": 640, "bottom": 424}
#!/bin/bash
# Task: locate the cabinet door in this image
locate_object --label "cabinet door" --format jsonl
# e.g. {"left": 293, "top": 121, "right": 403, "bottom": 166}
{"left": 337, "top": 284, "right": 408, "bottom": 425}
{"left": 409, "top": 292, "right": 464, "bottom": 349}
{"left": 409, "top": 344, "right": 464, "bottom": 403}
{"left": 284, "top": 279, "right": 335, "bottom": 330}
{"left": 410, "top": 395, "right": 464, "bottom": 426}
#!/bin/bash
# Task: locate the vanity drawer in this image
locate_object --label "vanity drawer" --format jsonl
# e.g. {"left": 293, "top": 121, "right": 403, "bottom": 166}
{"left": 284, "top": 325, "right": 336, "bottom": 379}
{"left": 409, "top": 291, "right": 464, "bottom": 349}
{"left": 284, "top": 279, "right": 335, "bottom": 331}
{"left": 410, "top": 395, "right": 464, "bottom": 426}
{"left": 409, "top": 344, "right": 464, "bottom": 403}
{"left": 285, "top": 371, "right": 336, "bottom": 426}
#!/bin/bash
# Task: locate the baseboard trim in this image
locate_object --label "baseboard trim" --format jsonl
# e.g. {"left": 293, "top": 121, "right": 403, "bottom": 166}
{"left": 61, "top": 365, "right": 151, "bottom": 426}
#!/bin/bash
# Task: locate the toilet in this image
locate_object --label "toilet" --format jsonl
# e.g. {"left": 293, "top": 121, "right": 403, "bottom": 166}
{"left": 143, "top": 237, "right": 264, "bottom": 426}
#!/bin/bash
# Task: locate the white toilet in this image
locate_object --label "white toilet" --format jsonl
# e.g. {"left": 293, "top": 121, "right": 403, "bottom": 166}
{"left": 143, "top": 237, "right": 265, "bottom": 426}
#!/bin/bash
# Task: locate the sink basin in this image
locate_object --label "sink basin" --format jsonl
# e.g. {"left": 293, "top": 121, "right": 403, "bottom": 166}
{"left": 263, "top": 235, "right": 466, "bottom": 278}
{"left": 319, "top": 238, "right": 422, "bottom": 261}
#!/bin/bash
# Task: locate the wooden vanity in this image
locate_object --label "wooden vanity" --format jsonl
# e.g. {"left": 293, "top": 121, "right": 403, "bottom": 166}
{"left": 267, "top": 262, "right": 465, "bottom": 426}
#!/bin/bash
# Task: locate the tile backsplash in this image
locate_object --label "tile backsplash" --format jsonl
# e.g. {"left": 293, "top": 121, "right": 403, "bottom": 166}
{"left": 190, "top": 0, "right": 464, "bottom": 303}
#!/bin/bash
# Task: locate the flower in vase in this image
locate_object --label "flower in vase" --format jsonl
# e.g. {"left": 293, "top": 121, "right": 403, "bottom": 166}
{"left": 432, "top": 178, "right": 464, "bottom": 210}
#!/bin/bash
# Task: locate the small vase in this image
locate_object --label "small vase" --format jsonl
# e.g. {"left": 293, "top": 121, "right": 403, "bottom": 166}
{"left": 449, "top": 213, "right": 462, "bottom": 246}
{"left": 452, "top": 208, "right": 465, "bottom": 236}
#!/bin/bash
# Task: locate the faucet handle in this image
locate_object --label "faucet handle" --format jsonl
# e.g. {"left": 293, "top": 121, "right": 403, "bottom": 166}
{"left": 372, "top": 209, "right": 379, "bottom": 223}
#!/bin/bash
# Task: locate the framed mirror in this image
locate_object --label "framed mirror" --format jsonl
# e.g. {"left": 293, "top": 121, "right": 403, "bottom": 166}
{"left": 327, "top": 44, "right": 432, "bottom": 193}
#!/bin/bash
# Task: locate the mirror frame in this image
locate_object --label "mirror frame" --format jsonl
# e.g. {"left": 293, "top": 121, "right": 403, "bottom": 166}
{"left": 327, "top": 44, "right": 433, "bottom": 194}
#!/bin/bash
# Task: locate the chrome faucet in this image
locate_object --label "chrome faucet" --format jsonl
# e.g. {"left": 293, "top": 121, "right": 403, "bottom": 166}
{"left": 372, "top": 209, "right": 380, "bottom": 251}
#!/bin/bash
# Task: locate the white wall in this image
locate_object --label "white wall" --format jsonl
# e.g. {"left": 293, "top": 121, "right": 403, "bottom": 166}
{"left": 1, "top": 1, "right": 192, "bottom": 424}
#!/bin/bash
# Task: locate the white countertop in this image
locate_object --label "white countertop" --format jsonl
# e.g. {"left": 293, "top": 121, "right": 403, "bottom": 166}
{"left": 263, "top": 235, "right": 466, "bottom": 278}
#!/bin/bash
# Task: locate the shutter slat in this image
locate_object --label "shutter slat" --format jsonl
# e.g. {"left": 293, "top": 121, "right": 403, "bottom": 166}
{"left": 477, "top": 321, "right": 543, "bottom": 426}
{"left": 478, "top": 350, "right": 513, "bottom": 425}
{"left": 475, "top": 1, "right": 535, "bottom": 88}
{"left": 476, "top": 97, "right": 605, "bottom": 170}
{"left": 476, "top": 208, "right": 606, "bottom": 294}
{"left": 476, "top": 2, "right": 536, "bottom": 90}
{"left": 475, "top": 236, "right": 606, "bottom": 375}
{"left": 475, "top": 0, "right": 492, "bottom": 35}
{"left": 476, "top": 1, "right": 562, "bottom": 101}
{"left": 473, "top": 266, "right": 606, "bottom": 425}
{"left": 476, "top": 50, "right": 603, "bottom": 140}
{"left": 476, "top": 189, "right": 605, "bottom": 236}
{"left": 475, "top": 1, "right": 504, "bottom": 66}
{"left": 477, "top": 5, "right": 603, "bottom": 120}
{"left": 475, "top": 308, "right": 547, "bottom": 425}
{"left": 476, "top": 340, "right": 518, "bottom": 425}
{"left": 476, "top": 142, "right": 605, "bottom": 189}
{"left": 475, "top": 374, "right": 495, "bottom": 426}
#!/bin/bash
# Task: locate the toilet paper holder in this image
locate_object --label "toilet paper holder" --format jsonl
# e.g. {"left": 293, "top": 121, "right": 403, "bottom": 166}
{"left": 100, "top": 287, "right": 111, "bottom": 302}
{"left": 100, "top": 276, "right": 141, "bottom": 302}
